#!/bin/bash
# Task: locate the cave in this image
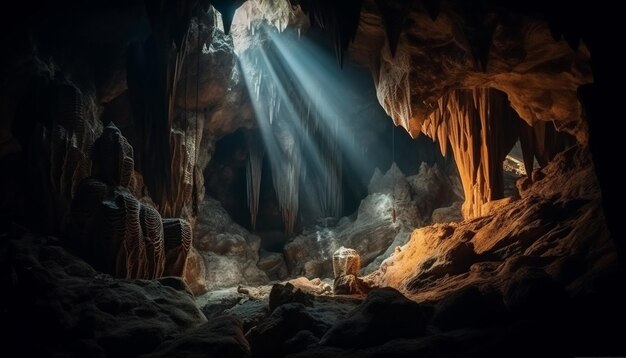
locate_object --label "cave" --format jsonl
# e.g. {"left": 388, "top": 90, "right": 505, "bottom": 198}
{"left": 1, "top": 0, "right": 624, "bottom": 357}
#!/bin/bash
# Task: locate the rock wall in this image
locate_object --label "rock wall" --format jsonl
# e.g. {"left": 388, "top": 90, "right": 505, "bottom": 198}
{"left": 1, "top": 3, "right": 255, "bottom": 291}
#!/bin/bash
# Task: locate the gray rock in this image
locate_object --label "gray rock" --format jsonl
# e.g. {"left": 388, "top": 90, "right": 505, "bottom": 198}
{"left": 142, "top": 316, "right": 250, "bottom": 358}
{"left": 246, "top": 303, "right": 333, "bottom": 358}
{"left": 194, "top": 198, "right": 269, "bottom": 290}
{"left": 320, "top": 288, "right": 428, "bottom": 349}
{"left": 431, "top": 201, "right": 463, "bottom": 223}
{"left": 258, "top": 250, "right": 289, "bottom": 280}
{"left": 4, "top": 236, "right": 206, "bottom": 357}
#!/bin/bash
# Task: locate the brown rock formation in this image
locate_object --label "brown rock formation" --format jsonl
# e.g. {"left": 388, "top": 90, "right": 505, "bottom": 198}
{"left": 70, "top": 124, "right": 200, "bottom": 283}
{"left": 366, "top": 145, "right": 613, "bottom": 302}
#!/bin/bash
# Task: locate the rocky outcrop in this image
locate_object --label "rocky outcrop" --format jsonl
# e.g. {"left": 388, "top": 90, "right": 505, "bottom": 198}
{"left": 69, "top": 124, "right": 197, "bottom": 284}
{"left": 2, "top": 235, "right": 206, "bottom": 357}
{"left": 284, "top": 162, "right": 461, "bottom": 279}
{"left": 367, "top": 146, "right": 614, "bottom": 302}
{"left": 194, "top": 197, "right": 269, "bottom": 290}
{"left": 320, "top": 288, "right": 428, "bottom": 348}
{"left": 346, "top": 1, "right": 591, "bottom": 136}
{"left": 143, "top": 316, "right": 251, "bottom": 358}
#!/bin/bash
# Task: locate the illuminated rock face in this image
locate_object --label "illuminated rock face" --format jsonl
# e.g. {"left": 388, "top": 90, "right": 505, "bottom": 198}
{"left": 367, "top": 146, "right": 613, "bottom": 303}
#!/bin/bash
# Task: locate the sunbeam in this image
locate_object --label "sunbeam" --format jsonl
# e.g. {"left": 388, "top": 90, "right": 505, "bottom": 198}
{"left": 237, "top": 24, "right": 390, "bottom": 234}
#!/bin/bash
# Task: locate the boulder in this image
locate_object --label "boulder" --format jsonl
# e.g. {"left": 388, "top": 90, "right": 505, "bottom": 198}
{"left": 333, "top": 274, "right": 367, "bottom": 295}
{"left": 143, "top": 316, "right": 250, "bottom": 358}
{"left": 320, "top": 288, "right": 428, "bottom": 348}
{"left": 246, "top": 303, "right": 332, "bottom": 358}
{"left": 258, "top": 250, "right": 289, "bottom": 280}
{"left": 194, "top": 198, "right": 269, "bottom": 290}
{"left": 432, "top": 286, "right": 505, "bottom": 330}
{"left": 268, "top": 283, "right": 313, "bottom": 312}
{"left": 4, "top": 236, "right": 206, "bottom": 357}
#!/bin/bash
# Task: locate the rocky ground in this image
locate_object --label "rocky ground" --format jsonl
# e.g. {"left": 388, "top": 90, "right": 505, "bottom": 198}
{"left": 1, "top": 146, "right": 624, "bottom": 357}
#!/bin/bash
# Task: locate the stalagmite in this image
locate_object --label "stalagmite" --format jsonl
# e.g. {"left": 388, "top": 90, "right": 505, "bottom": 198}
{"left": 162, "top": 218, "right": 193, "bottom": 277}
{"left": 140, "top": 204, "right": 166, "bottom": 279}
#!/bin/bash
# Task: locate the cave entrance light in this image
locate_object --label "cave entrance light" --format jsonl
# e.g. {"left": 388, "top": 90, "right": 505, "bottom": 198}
{"left": 236, "top": 24, "right": 385, "bottom": 235}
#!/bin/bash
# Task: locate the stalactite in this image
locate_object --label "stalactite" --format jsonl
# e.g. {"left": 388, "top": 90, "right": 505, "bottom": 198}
{"left": 424, "top": 88, "right": 518, "bottom": 219}
{"left": 376, "top": 49, "right": 417, "bottom": 137}
{"left": 375, "top": 0, "right": 411, "bottom": 57}
{"left": 316, "top": 115, "right": 343, "bottom": 218}
{"left": 160, "top": 129, "right": 195, "bottom": 218}
{"left": 246, "top": 131, "right": 264, "bottom": 229}
{"left": 292, "top": 0, "right": 364, "bottom": 67}
{"left": 270, "top": 126, "right": 301, "bottom": 236}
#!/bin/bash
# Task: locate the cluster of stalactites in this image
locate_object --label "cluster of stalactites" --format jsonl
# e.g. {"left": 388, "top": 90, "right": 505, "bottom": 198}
{"left": 423, "top": 88, "right": 574, "bottom": 219}
{"left": 423, "top": 88, "right": 517, "bottom": 218}
{"left": 243, "top": 44, "right": 343, "bottom": 234}
{"left": 312, "top": 112, "right": 343, "bottom": 219}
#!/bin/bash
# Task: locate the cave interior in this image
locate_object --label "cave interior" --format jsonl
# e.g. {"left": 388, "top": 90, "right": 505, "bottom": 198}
{"left": 1, "top": 0, "right": 625, "bottom": 357}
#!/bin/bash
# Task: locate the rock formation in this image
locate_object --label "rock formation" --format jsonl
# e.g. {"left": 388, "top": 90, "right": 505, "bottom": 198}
{"left": 366, "top": 145, "right": 613, "bottom": 303}
{"left": 2, "top": 235, "right": 209, "bottom": 357}
{"left": 1, "top": 0, "right": 623, "bottom": 356}
{"left": 69, "top": 123, "right": 197, "bottom": 283}
{"left": 194, "top": 197, "right": 269, "bottom": 290}
{"left": 284, "top": 161, "right": 461, "bottom": 279}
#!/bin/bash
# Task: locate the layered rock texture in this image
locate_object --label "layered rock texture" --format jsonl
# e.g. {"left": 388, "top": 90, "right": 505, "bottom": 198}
{"left": 69, "top": 123, "right": 195, "bottom": 286}
{"left": 1, "top": 235, "right": 212, "bottom": 357}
